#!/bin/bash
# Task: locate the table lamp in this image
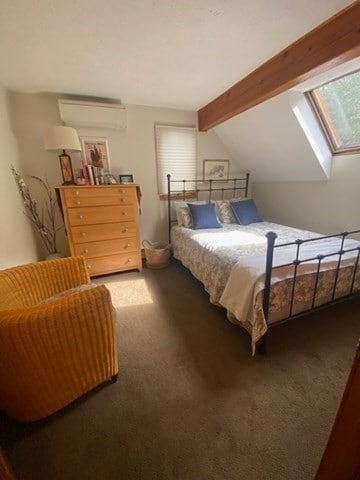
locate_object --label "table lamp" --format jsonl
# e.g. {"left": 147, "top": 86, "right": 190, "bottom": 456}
{"left": 44, "top": 126, "right": 81, "bottom": 185}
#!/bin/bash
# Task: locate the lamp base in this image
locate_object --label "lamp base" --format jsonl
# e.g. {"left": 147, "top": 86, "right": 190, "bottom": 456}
{"left": 59, "top": 153, "right": 75, "bottom": 185}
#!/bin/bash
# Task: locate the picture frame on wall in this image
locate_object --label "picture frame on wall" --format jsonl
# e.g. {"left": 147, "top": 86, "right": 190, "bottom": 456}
{"left": 80, "top": 137, "right": 111, "bottom": 172}
{"left": 203, "top": 159, "right": 229, "bottom": 181}
{"left": 119, "top": 174, "right": 134, "bottom": 184}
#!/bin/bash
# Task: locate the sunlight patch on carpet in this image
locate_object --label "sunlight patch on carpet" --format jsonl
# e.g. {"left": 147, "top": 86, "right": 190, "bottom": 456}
{"left": 100, "top": 278, "right": 154, "bottom": 307}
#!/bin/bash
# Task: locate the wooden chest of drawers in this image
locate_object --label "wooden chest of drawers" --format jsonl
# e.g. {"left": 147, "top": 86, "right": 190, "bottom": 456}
{"left": 55, "top": 185, "right": 142, "bottom": 277}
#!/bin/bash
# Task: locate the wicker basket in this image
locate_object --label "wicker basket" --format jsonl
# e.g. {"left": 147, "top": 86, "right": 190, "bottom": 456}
{"left": 142, "top": 240, "right": 171, "bottom": 269}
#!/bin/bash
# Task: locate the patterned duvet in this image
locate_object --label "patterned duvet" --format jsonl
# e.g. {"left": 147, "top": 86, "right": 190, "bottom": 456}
{"left": 171, "top": 222, "right": 360, "bottom": 353}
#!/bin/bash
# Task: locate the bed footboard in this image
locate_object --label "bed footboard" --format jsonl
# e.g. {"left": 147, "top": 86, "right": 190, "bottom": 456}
{"left": 259, "top": 229, "right": 360, "bottom": 353}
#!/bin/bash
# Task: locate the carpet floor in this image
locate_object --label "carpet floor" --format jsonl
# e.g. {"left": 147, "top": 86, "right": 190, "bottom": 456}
{"left": 1, "top": 258, "right": 359, "bottom": 480}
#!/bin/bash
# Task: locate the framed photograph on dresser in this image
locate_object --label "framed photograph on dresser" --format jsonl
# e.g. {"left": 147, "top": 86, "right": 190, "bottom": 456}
{"left": 119, "top": 174, "right": 134, "bottom": 184}
{"left": 80, "top": 137, "right": 111, "bottom": 172}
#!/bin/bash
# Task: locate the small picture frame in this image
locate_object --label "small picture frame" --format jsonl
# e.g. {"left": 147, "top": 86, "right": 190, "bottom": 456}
{"left": 104, "top": 173, "right": 118, "bottom": 185}
{"left": 119, "top": 174, "right": 134, "bottom": 184}
{"left": 203, "top": 159, "right": 229, "bottom": 181}
{"left": 80, "top": 136, "right": 111, "bottom": 172}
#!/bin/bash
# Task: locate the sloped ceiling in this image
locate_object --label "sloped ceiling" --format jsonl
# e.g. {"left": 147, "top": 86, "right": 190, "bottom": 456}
{"left": 214, "top": 91, "right": 323, "bottom": 182}
{"left": 214, "top": 56, "right": 360, "bottom": 182}
{"left": 0, "top": 0, "right": 357, "bottom": 182}
{"left": 0, "top": 0, "right": 353, "bottom": 110}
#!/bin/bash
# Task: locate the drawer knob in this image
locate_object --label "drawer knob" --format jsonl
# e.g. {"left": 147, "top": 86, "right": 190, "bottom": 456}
{"left": 122, "top": 212, "right": 128, "bottom": 216}
{"left": 122, "top": 228, "right": 129, "bottom": 232}
{"left": 82, "top": 248, "right": 89, "bottom": 254}
{"left": 125, "top": 243, "right": 131, "bottom": 248}
{"left": 76, "top": 200, "right": 81, "bottom": 205}
{"left": 79, "top": 215, "right": 84, "bottom": 219}
{"left": 75, "top": 191, "right": 80, "bottom": 196}
{"left": 126, "top": 259, "right": 131, "bottom": 264}
{"left": 81, "top": 232, "right": 86, "bottom": 237}
{"left": 120, "top": 198, "right": 125, "bottom": 203}
{"left": 87, "top": 264, "right": 92, "bottom": 269}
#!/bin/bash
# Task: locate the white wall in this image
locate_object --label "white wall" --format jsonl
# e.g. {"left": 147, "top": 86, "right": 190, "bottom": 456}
{"left": 214, "top": 91, "right": 329, "bottom": 182}
{"left": 7, "top": 94, "right": 235, "bottom": 251}
{"left": 213, "top": 87, "right": 359, "bottom": 236}
{"left": 253, "top": 153, "right": 360, "bottom": 234}
{"left": 72, "top": 104, "right": 235, "bottom": 242}
{"left": 0, "top": 86, "right": 39, "bottom": 268}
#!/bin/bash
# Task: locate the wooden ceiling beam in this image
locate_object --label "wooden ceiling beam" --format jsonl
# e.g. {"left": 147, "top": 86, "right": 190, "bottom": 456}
{"left": 198, "top": 2, "right": 360, "bottom": 131}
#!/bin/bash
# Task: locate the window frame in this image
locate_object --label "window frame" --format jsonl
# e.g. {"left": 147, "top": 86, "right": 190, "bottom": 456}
{"left": 306, "top": 70, "right": 360, "bottom": 156}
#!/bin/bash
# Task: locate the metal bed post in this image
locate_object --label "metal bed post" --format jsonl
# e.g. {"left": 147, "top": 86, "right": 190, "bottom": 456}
{"left": 288, "top": 240, "right": 303, "bottom": 318}
{"left": 245, "top": 173, "right": 250, "bottom": 197}
{"left": 331, "top": 232, "right": 347, "bottom": 300}
{"left": 167, "top": 174, "right": 171, "bottom": 243}
{"left": 258, "top": 231, "right": 277, "bottom": 354}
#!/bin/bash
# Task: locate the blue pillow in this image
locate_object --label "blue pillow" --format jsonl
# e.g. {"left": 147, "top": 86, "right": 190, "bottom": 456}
{"left": 187, "top": 203, "right": 222, "bottom": 230}
{"left": 230, "top": 199, "right": 263, "bottom": 225}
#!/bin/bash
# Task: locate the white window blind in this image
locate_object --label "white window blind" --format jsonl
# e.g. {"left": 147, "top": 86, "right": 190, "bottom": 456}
{"left": 155, "top": 125, "right": 196, "bottom": 194}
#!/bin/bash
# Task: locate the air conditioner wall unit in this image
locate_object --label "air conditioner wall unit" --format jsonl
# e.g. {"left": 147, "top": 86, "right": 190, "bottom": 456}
{"left": 58, "top": 99, "right": 126, "bottom": 130}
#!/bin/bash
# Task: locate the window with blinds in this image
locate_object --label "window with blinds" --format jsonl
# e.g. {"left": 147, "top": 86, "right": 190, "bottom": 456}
{"left": 155, "top": 125, "right": 197, "bottom": 195}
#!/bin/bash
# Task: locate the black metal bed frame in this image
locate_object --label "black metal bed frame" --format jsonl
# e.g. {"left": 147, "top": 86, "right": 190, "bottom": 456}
{"left": 167, "top": 174, "right": 360, "bottom": 353}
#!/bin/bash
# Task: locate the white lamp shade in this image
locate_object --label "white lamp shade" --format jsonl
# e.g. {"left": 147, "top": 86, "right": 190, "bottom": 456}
{"left": 44, "top": 126, "right": 81, "bottom": 153}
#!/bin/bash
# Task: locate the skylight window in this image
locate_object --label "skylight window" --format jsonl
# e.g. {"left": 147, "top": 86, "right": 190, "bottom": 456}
{"left": 307, "top": 69, "right": 360, "bottom": 154}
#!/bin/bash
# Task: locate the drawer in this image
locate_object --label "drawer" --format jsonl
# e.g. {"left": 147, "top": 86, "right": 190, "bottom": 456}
{"left": 85, "top": 252, "right": 141, "bottom": 276}
{"left": 68, "top": 205, "right": 135, "bottom": 226}
{"left": 71, "top": 222, "right": 138, "bottom": 243}
{"left": 74, "top": 237, "right": 138, "bottom": 258}
{"left": 64, "top": 195, "right": 134, "bottom": 207}
{"left": 63, "top": 186, "right": 135, "bottom": 200}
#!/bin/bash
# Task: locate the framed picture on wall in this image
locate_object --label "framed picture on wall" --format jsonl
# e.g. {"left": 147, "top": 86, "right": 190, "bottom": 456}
{"left": 80, "top": 137, "right": 111, "bottom": 172}
{"left": 203, "top": 159, "right": 229, "bottom": 181}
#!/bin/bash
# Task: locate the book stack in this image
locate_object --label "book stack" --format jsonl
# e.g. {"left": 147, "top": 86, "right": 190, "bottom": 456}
{"left": 81, "top": 159, "right": 104, "bottom": 185}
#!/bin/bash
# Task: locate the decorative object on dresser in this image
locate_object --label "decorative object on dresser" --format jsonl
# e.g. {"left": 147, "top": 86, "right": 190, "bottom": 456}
{"left": 120, "top": 174, "right": 134, "bottom": 184}
{"left": 44, "top": 125, "right": 82, "bottom": 185}
{"left": 80, "top": 136, "right": 111, "bottom": 171}
{"left": 55, "top": 184, "right": 142, "bottom": 277}
{"left": 104, "top": 173, "right": 118, "bottom": 185}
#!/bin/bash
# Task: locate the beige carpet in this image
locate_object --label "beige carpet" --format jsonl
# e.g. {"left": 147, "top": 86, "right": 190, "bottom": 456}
{"left": 1, "top": 258, "right": 359, "bottom": 480}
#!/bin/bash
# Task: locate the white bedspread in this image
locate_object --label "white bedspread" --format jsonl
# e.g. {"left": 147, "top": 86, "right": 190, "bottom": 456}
{"left": 220, "top": 237, "right": 359, "bottom": 327}
{"left": 171, "top": 222, "right": 360, "bottom": 353}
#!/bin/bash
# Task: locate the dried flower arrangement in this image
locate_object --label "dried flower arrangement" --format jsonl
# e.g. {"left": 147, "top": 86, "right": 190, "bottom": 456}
{"left": 11, "top": 165, "right": 62, "bottom": 255}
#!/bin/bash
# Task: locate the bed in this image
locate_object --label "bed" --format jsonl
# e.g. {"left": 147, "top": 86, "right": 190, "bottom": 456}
{"left": 167, "top": 174, "right": 360, "bottom": 354}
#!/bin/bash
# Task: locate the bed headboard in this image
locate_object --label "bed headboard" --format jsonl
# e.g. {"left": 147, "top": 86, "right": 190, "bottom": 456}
{"left": 166, "top": 173, "right": 250, "bottom": 242}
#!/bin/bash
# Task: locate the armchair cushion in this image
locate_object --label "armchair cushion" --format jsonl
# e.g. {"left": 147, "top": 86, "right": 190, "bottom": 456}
{"left": 41, "top": 282, "right": 98, "bottom": 303}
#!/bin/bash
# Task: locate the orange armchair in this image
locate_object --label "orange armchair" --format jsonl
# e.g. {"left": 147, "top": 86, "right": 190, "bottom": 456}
{"left": 0, "top": 256, "right": 118, "bottom": 422}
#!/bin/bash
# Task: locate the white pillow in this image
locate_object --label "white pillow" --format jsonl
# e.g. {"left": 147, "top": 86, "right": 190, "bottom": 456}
{"left": 174, "top": 200, "right": 206, "bottom": 227}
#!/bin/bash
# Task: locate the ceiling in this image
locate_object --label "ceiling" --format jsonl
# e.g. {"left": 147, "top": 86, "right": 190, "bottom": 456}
{"left": 0, "top": 0, "right": 353, "bottom": 111}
